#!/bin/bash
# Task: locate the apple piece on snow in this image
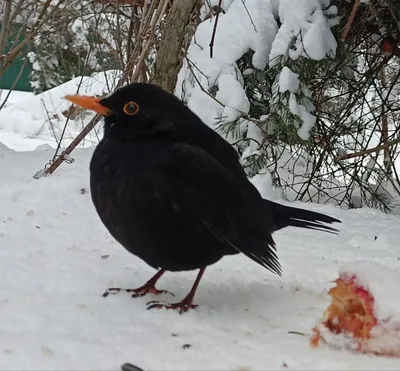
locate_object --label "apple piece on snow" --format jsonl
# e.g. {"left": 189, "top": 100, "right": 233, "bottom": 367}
{"left": 311, "top": 261, "right": 400, "bottom": 357}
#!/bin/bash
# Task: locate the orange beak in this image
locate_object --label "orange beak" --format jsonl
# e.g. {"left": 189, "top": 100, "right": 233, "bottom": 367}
{"left": 64, "top": 95, "right": 112, "bottom": 116}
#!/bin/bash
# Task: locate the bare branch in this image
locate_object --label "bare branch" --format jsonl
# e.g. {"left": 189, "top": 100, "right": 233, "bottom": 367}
{"left": 209, "top": 0, "right": 221, "bottom": 58}
{"left": 0, "top": 0, "right": 12, "bottom": 55}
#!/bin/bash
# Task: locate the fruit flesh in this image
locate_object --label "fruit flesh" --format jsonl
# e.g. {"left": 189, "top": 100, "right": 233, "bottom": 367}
{"left": 311, "top": 277, "right": 377, "bottom": 349}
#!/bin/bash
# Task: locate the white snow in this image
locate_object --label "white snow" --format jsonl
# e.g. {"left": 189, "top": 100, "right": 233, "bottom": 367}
{"left": 176, "top": 0, "right": 278, "bottom": 135}
{"left": 250, "top": 171, "right": 285, "bottom": 201}
{"left": 279, "top": 67, "right": 299, "bottom": 94}
{"left": 288, "top": 92, "right": 317, "bottom": 140}
{"left": 0, "top": 90, "right": 33, "bottom": 108}
{"left": 216, "top": 74, "right": 250, "bottom": 123}
{"left": 267, "top": 0, "right": 338, "bottom": 142}
{"left": 269, "top": 0, "right": 337, "bottom": 65}
{"left": 0, "top": 70, "right": 121, "bottom": 151}
{"left": 1, "top": 131, "right": 400, "bottom": 369}
{"left": 70, "top": 18, "right": 90, "bottom": 50}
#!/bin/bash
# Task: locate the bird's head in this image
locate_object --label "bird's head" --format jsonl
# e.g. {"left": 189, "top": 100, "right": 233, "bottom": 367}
{"left": 65, "top": 83, "right": 194, "bottom": 139}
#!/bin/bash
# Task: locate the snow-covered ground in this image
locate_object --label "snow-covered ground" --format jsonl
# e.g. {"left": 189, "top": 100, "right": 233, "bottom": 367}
{"left": 0, "top": 71, "right": 120, "bottom": 151}
{"left": 1, "top": 125, "right": 400, "bottom": 370}
{"left": 0, "top": 0, "right": 399, "bottom": 366}
{"left": 0, "top": 90, "right": 33, "bottom": 108}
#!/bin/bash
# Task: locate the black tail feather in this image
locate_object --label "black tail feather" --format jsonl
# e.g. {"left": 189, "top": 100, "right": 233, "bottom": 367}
{"left": 265, "top": 199, "right": 341, "bottom": 234}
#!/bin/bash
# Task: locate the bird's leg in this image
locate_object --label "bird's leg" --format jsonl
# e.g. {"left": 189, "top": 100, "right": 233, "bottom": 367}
{"left": 128, "top": 269, "right": 173, "bottom": 298}
{"left": 102, "top": 269, "right": 174, "bottom": 298}
{"left": 147, "top": 268, "right": 205, "bottom": 314}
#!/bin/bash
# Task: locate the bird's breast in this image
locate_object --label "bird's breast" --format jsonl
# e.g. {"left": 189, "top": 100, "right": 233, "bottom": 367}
{"left": 89, "top": 139, "right": 167, "bottom": 217}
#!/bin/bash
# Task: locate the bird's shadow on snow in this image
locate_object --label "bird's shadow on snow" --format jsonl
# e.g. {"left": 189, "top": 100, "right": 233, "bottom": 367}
{"left": 115, "top": 269, "right": 321, "bottom": 330}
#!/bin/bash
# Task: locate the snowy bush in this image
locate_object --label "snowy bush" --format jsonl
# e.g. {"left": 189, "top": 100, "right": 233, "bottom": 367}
{"left": 176, "top": 0, "right": 400, "bottom": 212}
{"left": 28, "top": 1, "right": 130, "bottom": 93}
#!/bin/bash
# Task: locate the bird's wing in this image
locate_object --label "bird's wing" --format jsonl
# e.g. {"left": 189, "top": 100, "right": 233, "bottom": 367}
{"left": 146, "top": 142, "right": 281, "bottom": 276}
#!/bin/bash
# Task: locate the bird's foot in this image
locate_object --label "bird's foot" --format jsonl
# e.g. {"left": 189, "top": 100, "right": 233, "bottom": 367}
{"left": 129, "top": 285, "right": 174, "bottom": 298}
{"left": 102, "top": 286, "right": 174, "bottom": 298}
{"left": 146, "top": 299, "right": 198, "bottom": 314}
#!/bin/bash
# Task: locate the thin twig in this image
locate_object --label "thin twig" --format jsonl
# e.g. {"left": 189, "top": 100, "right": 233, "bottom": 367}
{"left": 132, "top": 0, "right": 170, "bottom": 81}
{"left": 341, "top": 0, "right": 360, "bottom": 41}
{"left": 336, "top": 137, "right": 400, "bottom": 162}
{"left": 209, "top": 0, "right": 222, "bottom": 58}
{"left": 0, "top": 0, "right": 66, "bottom": 76}
{"left": 0, "top": 0, "right": 12, "bottom": 55}
{"left": 0, "top": 54, "right": 28, "bottom": 110}
{"left": 34, "top": 115, "right": 103, "bottom": 179}
{"left": 240, "top": 0, "right": 257, "bottom": 32}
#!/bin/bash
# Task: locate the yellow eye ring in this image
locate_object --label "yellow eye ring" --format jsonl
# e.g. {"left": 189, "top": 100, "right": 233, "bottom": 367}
{"left": 123, "top": 101, "right": 139, "bottom": 115}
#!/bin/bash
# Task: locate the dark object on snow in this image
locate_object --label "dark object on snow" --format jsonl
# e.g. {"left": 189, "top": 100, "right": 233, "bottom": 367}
{"left": 65, "top": 83, "right": 341, "bottom": 313}
{"left": 121, "top": 363, "right": 144, "bottom": 371}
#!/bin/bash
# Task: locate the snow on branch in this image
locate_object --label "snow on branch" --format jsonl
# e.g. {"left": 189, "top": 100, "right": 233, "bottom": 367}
{"left": 176, "top": 0, "right": 277, "bottom": 139}
{"left": 269, "top": 0, "right": 338, "bottom": 141}
{"left": 175, "top": 0, "right": 340, "bottom": 201}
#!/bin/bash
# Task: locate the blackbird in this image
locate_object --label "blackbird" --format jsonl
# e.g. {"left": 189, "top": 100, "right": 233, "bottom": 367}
{"left": 65, "top": 83, "right": 340, "bottom": 313}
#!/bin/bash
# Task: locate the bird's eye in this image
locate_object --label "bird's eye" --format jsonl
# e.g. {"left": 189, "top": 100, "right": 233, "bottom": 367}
{"left": 123, "top": 101, "right": 139, "bottom": 115}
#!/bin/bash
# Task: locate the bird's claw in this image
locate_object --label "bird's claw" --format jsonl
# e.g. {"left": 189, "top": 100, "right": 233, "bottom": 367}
{"left": 129, "top": 286, "right": 174, "bottom": 298}
{"left": 146, "top": 300, "right": 198, "bottom": 314}
{"left": 102, "top": 286, "right": 174, "bottom": 298}
{"left": 102, "top": 287, "right": 122, "bottom": 298}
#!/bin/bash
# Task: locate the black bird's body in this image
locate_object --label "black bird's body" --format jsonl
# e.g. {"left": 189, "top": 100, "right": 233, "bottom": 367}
{"left": 66, "top": 83, "right": 341, "bottom": 312}
{"left": 91, "top": 138, "right": 275, "bottom": 272}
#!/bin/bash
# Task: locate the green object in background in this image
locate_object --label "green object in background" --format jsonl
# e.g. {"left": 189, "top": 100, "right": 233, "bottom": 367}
{"left": 0, "top": 22, "right": 33, "bottom": 92}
